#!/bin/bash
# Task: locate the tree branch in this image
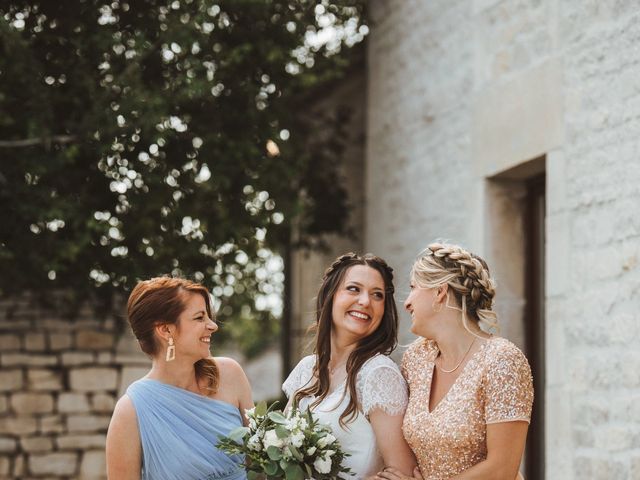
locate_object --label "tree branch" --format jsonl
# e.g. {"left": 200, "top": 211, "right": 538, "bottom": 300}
{"left": 0, "top": 135, "right": 77, "bottom": 148}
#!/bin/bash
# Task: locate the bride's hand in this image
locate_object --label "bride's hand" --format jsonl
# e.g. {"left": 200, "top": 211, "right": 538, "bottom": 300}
{"left": 375, "top": 466, "right": 423, "bottom": 480}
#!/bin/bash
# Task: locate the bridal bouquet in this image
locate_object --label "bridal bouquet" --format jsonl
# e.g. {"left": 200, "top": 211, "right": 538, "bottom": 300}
{"left": 218, "top": 401, "right": 351, "bottom": 480}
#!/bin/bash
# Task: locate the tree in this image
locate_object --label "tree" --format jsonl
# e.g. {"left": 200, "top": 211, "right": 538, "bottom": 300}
{"left": 0, "top": 0, "right": 367, "bottom": 355}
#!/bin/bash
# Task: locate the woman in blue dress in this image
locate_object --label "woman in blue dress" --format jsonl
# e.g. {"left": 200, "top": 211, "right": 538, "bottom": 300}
{"left": 106, "top": 277, "right": 253, "bottom": 480}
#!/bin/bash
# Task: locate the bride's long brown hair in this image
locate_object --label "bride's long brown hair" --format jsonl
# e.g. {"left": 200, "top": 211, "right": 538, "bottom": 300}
{"left": 294, "top": 253, "right": 399, "bottom": 426}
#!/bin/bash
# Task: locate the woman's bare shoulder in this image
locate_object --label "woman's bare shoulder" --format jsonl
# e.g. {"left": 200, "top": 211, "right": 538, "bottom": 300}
{"left": 112, "top": 393, "right": 137, "bottom": 420}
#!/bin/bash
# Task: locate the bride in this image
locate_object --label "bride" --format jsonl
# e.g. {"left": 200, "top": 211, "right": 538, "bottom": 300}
{"left": 283, "top": 253, "right": 417, "bottom": 479}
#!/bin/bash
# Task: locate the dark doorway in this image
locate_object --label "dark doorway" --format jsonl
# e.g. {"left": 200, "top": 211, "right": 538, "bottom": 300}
{"left": 525, "top": 174, "right": 546, "bottom": 479}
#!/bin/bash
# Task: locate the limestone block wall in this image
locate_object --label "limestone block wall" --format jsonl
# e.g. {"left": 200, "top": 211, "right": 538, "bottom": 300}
{"left": 553, "top": 5, "right": 640, "bottom": 477}
{"left": 366, "top": 0, "right": 476, "bottom": 331}
{"left": 0, "top": 295, "right": 149, "bottom": 480}
{"left": 366, "top": 0, "right": 640, "bottom": 478}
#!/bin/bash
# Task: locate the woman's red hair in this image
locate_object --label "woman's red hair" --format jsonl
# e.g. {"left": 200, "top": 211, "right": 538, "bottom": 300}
{"left": 127, "top": 276, "right": 219, "bottom": 391}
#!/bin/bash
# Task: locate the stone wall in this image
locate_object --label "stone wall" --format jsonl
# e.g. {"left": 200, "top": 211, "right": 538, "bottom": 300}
{"left": 0, "top": 294, "right": 148, "bottom": 479}
{"left": 366, "top": 0, "right": 640, "bottom": 478}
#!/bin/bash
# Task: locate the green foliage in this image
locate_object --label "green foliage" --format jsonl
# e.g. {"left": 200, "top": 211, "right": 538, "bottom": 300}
{"left": 218, "top": 400, "right": 351, "bottom": 479}
{"left": 0, "top": 0, "right": 366, "bottom": 355}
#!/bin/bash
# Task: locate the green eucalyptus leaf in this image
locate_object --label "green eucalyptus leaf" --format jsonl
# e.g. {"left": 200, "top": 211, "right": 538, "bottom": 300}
{"left": 284, "top": 465, "right": 304, "bottom": 480}
{"left": 275, "top": 425, "right": 289, "bottom": 439}
{"left": 289, "top": 446, "right": 303, "bottom": 461}
{"left": 255, "top": 401, "right": 268, "bottom": 418}
{"left": 266, "top": 446, "right": 282, "bottom": 461}
{"left": 264, "top": 461, "right": 279, "bottom": 476}
{"left": 268, "top": 411, "right": 288, "bottom": 424}
{"left": 227, "top": 426, "right": 250, "bottom": 443}
{"left": 247, "top": 471, "right": 259, "bottom": 480}
{"left": 266, "top": 401, "right": 281, "bottom": 413}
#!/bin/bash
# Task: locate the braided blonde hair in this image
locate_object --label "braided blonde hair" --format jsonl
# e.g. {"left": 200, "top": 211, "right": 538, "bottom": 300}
{"left": 412, "top": 243, "right": 498, "bottom": 333}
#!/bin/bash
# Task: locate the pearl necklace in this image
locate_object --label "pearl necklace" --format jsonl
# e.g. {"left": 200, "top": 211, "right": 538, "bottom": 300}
{"left": 436, "top": 337, "right": 477, "bottom": 374}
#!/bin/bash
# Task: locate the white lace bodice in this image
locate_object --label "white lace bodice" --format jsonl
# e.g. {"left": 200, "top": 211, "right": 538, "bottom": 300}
{"left": 282, "top": 354, "right": 408, "bottom": 479}
{"left": 283, "top": 353, "right": 408, "bottom": 416}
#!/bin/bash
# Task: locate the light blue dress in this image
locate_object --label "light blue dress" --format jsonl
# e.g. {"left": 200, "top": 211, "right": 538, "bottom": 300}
{"left": 127, "top": 378, "right": 246, "bottom": 480}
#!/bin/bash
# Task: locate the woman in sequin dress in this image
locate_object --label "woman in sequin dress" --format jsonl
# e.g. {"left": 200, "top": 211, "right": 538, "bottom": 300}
{"left": 283, "top": 253, "right": 417, "bottom": 479}
{"left": 377, "top": 243, "right": 533, "bottom": 480}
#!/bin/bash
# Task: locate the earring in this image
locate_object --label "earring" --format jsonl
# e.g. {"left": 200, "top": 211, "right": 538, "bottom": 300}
{"left": 166, "top": 336, "right": 176, "bottom": 362}
{"left": 432, "top": 301, "right": 443, "bottom": 313}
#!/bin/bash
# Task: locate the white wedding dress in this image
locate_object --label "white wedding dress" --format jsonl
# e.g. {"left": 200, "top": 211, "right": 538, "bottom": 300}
{"left": 283, "top": 354, "right": 409, "bottom": 479}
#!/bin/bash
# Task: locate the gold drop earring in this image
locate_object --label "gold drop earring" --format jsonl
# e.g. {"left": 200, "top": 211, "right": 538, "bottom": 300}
{"left": 166, "top": 336, "right": 176, "bottom": 362}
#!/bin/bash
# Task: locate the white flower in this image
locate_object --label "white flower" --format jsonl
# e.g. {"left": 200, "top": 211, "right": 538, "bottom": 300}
{"left": 282, "top": 446, "right": 293, "bottom": 459}
{"left": 286, "top": 418, "right": 297, "bottom": 430}
{"left": 290, "top": 431, "right": 305, "bottom": 448}
{"left": 263, "top": 429, "right": 284, "bottom": 449}
{"left": 324, "top": 449, "right": 335, "bottom": 457}
{"left": 245, "top": 407, "right": 256, "bottom": 417}
{"left": 307, "top": 446, "right": 317, "bottom": 456}
{"left": 247, "top": 434, "right": 262, "bottom": 451}
{"left": 287, "top": 413, "right": 309, "bottom": 432}
{"left": 317, "top": 433, "right": 336, "bottom": 448}
{"left": 248, "top": 417, "right": 257, "bottom": 430}
{"left": 314, "top": 454, "right": 332, "bottom": 474}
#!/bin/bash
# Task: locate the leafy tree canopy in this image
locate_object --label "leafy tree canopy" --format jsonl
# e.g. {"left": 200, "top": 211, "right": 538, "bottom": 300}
{"left": 0, "top": 0, "right": 366, "bottom": 355}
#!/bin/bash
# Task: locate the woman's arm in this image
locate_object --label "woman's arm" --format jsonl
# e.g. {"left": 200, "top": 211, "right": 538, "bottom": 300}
{"left": 105, "top": 395, "right": 142, "bottom": 480}
{"left": 236, "top": 366, "right": 254, "bottom": 426}
{"left": 375, "top": 421, "right": 527, "bottom": 480}
{"left": 369, "top": 409, "right": 417, "bottom": 476}
{"left": 214, "top": 357, "right": 254, "bottom": 426}
{"left": 359, "top": 360, "right": 417, "bottom": 477}
{"left": 451, "top": 421, "right": 528, "bottom": 480}
{"left": 455, "top": 341, "right": 532, "bottom": 479}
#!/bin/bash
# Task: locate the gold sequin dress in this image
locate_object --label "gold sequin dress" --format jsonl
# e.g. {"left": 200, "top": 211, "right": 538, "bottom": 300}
{"left": 401, "top": 337, "right": 533, "bottom": 479}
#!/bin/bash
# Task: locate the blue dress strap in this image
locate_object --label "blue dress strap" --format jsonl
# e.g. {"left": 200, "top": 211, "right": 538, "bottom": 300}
{"left": 127, "top": 379, "right": 246, "bottom": 480}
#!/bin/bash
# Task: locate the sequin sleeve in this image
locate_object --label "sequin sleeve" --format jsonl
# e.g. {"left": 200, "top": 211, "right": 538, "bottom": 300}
{"left": 401, "top": 339, "right": 428, "bottom": 385}
{"left": 282, "top": 355, "right": 315, "bottom": 398}
{"left": 359, "top": 355, "right": 408, "bottom": 416}
{"left": 401, "top": 347, "right": 411, "bottom": 381}
{"left": 484, "top": 341, "right": 534, "bottom": 424}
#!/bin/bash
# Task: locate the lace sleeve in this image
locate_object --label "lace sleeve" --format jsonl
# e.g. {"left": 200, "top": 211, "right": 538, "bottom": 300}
{"left": 282, "top": 355, "right": 315, "bottom": 398}
{"left": 359, "top": 357, "right": 409, "bottom": 416}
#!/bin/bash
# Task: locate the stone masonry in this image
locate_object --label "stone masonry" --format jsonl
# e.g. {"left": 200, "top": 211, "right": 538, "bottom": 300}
{"left": 0, "top": 294, "right": 149, "bottom": 479}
